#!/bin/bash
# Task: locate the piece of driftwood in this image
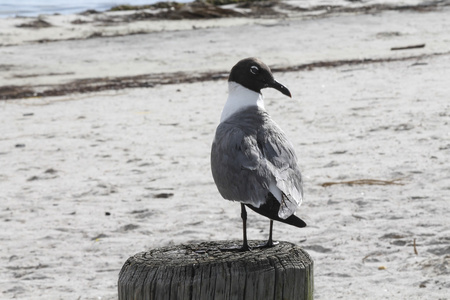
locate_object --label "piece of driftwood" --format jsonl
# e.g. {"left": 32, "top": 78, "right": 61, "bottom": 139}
{"left": 391, "top": 44, "right": 425, "bottom": 51}
{"left": 321, "top": 178, "right": 404, "bottom": 187}
{"left": 118, "top": 240, "right": 313, "bottom": 300}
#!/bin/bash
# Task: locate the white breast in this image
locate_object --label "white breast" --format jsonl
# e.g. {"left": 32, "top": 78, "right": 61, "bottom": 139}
{"left": 220, "top": 82, "right": 265, "bottom": 123}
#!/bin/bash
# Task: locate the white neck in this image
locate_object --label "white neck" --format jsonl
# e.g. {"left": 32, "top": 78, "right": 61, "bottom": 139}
{"left": 220, "top": 82, "right": 265, "bottom": 123}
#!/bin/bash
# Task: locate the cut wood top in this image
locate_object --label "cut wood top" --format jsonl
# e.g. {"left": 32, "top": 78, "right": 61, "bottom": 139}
{"left": 124, "top": 240, "right": 312, "bottom": 268}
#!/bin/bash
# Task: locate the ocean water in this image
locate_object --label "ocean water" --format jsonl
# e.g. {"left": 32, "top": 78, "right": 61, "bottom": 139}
{"left": 0, "top": 0, "right": 191, "bottom": 18}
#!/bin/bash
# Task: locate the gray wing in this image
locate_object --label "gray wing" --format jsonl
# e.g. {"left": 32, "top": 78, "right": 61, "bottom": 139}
{"left": 211, "top": 124, "right": 271, "bottom": 206}
{"left": 211, "top": 113, "right": 302, "bottom": 218}
{"left": 258, "top": 121, "right": 303, "bottom": 218}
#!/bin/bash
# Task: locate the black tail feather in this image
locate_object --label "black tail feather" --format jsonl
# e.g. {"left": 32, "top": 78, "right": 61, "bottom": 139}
{"left": 246, "top": 193, "right": 307, "bottom": 228}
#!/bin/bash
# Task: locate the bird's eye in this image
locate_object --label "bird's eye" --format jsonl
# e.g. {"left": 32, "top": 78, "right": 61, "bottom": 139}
{"left": 250, "top": 66, "right": 259, "bottom": 75}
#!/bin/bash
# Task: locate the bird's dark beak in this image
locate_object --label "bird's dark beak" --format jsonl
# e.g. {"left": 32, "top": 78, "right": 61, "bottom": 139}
{"left": 269, "top": 79, "right": 292, "bottom": 98}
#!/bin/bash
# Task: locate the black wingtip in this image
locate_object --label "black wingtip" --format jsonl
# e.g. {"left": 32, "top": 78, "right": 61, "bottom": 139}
{"left": 284, "top": 214, "right": 307, "bottom": 228}
{"left": 246, "top": 194, "right": 307, "bottom": 229}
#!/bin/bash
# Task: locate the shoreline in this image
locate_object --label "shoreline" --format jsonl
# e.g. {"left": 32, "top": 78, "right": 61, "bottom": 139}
{"left": 2, "top": 1, "right": 449, "bottom": 47}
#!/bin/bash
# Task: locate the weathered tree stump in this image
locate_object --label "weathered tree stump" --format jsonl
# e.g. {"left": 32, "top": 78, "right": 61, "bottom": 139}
{"left": 118, "top": 240, "right": 313, "bottom": 300}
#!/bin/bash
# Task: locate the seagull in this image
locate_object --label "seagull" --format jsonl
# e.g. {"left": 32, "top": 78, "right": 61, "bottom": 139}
{"left": 211, "top": 57, "right": 306, "bottom": 251}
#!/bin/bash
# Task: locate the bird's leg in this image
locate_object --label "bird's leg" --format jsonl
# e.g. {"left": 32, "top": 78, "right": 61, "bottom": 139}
{"left": 240, "top": 204, "right": 251, "bottom": 251}
{"left": 256, "top": 220, "right": 279, "bottom": 249}
{"left": 266, "top": 219, "right": 275, "bottom": 247}
{"left": 266, "top": 219, "right": 279, "bottom": 247}
{"left": 219, "top": 204, "right": 251, "bottom": 252}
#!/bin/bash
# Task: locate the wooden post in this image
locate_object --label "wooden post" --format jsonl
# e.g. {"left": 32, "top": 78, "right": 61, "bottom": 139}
{"left": 118, "top": 240, "right": 313, "bottom": 300}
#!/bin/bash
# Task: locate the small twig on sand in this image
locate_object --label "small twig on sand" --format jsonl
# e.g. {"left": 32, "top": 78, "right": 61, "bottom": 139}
{"left": 362, "top": 254, "right": 372, "bottom": 263}
{"left": 413, "top": 238, "right": 418, "bottom": 255}
{"left": 321, "top": 178, "right": 404, "bottom": 187}
{"left": 391, "top": 44, "right": 425, "bottom": 51}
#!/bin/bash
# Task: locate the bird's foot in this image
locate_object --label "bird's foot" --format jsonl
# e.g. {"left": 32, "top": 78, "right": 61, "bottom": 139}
{"left": 254, "top": 240, "right": 279, "bottom": 249}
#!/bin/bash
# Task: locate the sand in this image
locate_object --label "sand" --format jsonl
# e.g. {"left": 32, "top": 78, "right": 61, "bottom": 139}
{"left": 1, "top": 1, "right": 449, "bottom": 299}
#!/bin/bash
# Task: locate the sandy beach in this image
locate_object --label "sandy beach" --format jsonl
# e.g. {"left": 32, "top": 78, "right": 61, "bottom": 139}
{"left": 1, "top": 1, "right": 449, "bottom": 299}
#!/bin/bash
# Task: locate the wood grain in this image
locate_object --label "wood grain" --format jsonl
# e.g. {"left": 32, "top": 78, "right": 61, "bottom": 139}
{"left": 118, "top": 241, "right": 313, "bottom": 300}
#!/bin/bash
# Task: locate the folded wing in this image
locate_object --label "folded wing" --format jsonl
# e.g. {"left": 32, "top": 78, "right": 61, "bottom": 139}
{"left": 211, "top": 108, "right": 303, "bottom": 219}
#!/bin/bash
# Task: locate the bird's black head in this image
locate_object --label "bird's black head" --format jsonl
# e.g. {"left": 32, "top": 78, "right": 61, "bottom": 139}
{"left": 228, "top": 57, "right": 291, "bottom": 97}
